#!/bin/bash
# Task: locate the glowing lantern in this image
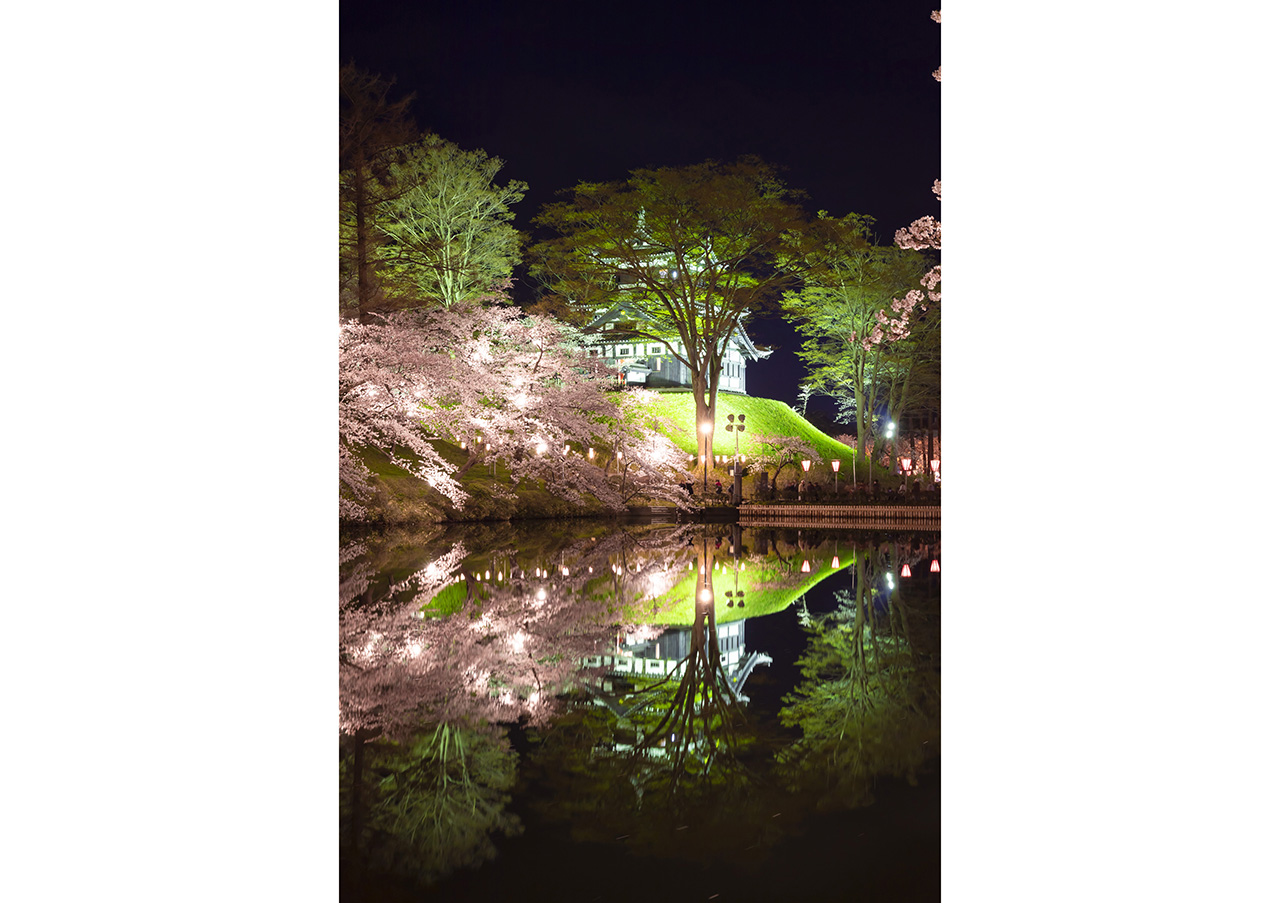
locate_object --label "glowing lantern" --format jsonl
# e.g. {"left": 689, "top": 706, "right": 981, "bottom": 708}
{"left": 801, "top": 459, "right": 812, "bottom": 472}
{"left": 901, "top": 564, "right": 912, "bottom": 578}
{"left": 831, "top": 556, "right": 840, "bottom": 569}
{"left": 801, "top": 560, "right": 811, "bottom": 573}
{"left": 930, "top": 559, "right": 940, "bottom": 573}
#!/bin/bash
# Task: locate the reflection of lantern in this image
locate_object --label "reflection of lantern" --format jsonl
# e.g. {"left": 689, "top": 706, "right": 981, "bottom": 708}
{"left": 901, "top": 564, "right": 912, "bottom": 578}
{"left": 931, "top": 559, "right": 940, "bottom": 573}
{"left": 801, "top": 560, "right": 811, "bottom": 573}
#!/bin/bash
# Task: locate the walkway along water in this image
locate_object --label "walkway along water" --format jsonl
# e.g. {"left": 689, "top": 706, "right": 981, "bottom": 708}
{"left": 625, "top": 503, "right": 942, "bottom": 530}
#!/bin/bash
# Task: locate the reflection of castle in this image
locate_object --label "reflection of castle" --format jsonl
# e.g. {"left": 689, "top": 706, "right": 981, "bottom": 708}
{"left": 583, "top": 618, "right": 772, "bottom": 703}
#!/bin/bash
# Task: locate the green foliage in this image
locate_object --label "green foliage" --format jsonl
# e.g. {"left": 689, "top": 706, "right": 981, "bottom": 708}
{"left": 777, "top": 578, "right": 940, "bottom": 809}
{"left": 778, "top": 211, "right": 939, "bottom": 460}
{"left": 378, "top": 134, "right": 527, "bottom": 308}
{"left": 341, "top": 722, "right": 522, "bottom": 888}
{"left": 531, "top": 157, "right": 804, "bottom": 431}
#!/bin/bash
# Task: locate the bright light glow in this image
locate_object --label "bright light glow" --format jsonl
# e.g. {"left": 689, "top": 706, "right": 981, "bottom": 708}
{"left": 831, "top": 460, "right": 840, "bottom": 473}
{"left": 617, "top": 451, "right": 623, "bottom": 460}
{"left": 511, "top": 631, "right": 528, "bottom": 653}
{"left": 901, "top": 564, "right": 912, "bottom": 578}
{"left": 699, "top": 588, "right": 712, "bottom": 602}
{"left": 564, "top": 444, "right": 570, "bottom": 455}
{"left": 485, "top": 570, "right": 490, "bottom": 580}
{"left": 536, "top": 441, "right": 548, "bottom": 455}
{"left": 831, "top": 556, "right": 840, "bottom": 569}
{"left": 801, "top": 460, "right": 811, "bottom": 472}
{"left": 801, "top": 560, "right": 811, "bottom": 573}
{"left": 901, "top": 457, "right": 913, "bottom": 472}
{"left": 514, "top": 393, "right": 528, "bottom": 408}
{"left": 931, "top": 559, "right": 940, "bottom": 573}
{"left": 536, "top": 588, "right": 547, "bottom": 600}
{"left": 589, "top": 448, "right": 595, "bottom": 459}
{"left": 931, "top": 459, "right": 940, "bottom": 473}
{"left": 562, "top": 566, "right": 569, "bottom": 576}
{"left": 700, "top": 422, "right": 712, "bottom": 435}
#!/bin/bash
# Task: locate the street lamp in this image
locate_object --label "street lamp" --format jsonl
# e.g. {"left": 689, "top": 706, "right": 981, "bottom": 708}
{"left": 725, "top": 414, "right": 745, "bottom": 504}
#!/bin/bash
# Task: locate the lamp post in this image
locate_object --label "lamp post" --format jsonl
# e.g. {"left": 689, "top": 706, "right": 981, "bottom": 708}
{"left": 883, "top": 420, "right": 895, "bottom": 492}
{"left": 900, "top": 456, "right": 912, "bottom": 492}
{"left": 700, "top": 420, "right": 712, "bottom": 492}
{"left": 831, "top": 458, "right": 840, "bottom": 496}
{"left": 725, "top": 414, "right": 745, "bottom": 504}
{"left": 801, "top": 459, "right": 811, "bottom": 503}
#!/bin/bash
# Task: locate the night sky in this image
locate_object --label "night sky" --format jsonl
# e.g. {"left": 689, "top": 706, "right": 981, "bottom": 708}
{"left": 340, "top": 0, "right": 941, "bottom": 422}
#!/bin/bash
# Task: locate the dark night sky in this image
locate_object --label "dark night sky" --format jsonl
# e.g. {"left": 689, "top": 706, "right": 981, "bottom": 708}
{"left": 341, "top": 0, "right": 940, "bottom": 421}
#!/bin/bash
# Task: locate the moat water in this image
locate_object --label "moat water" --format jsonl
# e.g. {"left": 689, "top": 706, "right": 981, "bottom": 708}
{"left": 340, "top": 519, "right": 941, "bottom": 902}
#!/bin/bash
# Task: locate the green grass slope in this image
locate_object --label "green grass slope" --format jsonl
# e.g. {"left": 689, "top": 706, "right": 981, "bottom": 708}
{"left": 631, "top": 390, "right": 867, "bottom": 479}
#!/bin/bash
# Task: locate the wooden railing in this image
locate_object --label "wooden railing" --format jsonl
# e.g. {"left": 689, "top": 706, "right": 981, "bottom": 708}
{"left": 737, "top": 504, "right": 941, "bottom": 530}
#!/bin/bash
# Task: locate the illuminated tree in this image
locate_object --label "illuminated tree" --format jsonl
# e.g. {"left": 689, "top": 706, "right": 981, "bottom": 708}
{"left": 532, "top": 157, "right": 803, "bottom": 442}
{"left": 339, "top": 64, "right": 417, "bottom": 320}
{"left": 778, "top": 212, "right": 937, "bottom": 480}
{"left": 377, "top": 134, "right": 527, "bottom": 308}
{"left": 339, "top": 303, "right": 690, "bottom": 522}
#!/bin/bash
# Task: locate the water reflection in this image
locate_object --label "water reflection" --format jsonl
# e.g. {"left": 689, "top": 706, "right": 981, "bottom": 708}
{"left": 339, "top": 520, "right": 940, "bottom": 895}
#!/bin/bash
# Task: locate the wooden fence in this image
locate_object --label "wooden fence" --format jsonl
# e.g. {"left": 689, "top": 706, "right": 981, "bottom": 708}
{"left": 737, "top": 504, "right": 941, "bottom": 530}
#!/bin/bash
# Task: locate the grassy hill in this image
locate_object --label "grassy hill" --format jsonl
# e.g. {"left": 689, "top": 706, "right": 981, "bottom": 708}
{"left": 626, "top": 389, "right": 866, "bottom": 478}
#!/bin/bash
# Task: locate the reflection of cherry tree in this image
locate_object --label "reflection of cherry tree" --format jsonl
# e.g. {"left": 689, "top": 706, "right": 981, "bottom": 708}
{"left": 339, "top": 532, "right": 680, "bottom": 889}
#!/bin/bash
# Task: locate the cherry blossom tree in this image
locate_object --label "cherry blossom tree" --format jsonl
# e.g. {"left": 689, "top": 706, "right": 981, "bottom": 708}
{"left": 751, "top": 435, "right": 821, "bottom": 498}
{"left": 339, "top": 302, "right": 691, "bottom": 522}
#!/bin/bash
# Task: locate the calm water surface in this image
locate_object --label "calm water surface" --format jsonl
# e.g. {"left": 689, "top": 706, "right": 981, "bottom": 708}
{"left": 340, "top": 520, "right": 940, "bottom": 902}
